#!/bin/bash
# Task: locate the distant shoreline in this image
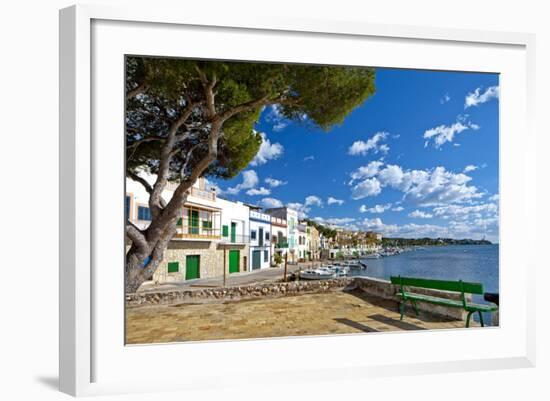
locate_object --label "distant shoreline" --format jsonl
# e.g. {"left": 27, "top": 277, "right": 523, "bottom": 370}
{"left": 381, "top": 238, "right": 493, "bottom": 246}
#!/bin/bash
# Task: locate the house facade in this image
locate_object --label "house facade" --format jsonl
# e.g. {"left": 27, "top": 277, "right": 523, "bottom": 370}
{"left": 297, "top": 222, "right": 308, "bottom": 261}
{"left": 270, "top": 215, "right": 288, "bottom": 264}
{"left": 308, "top": 224, "right": 320, "bottom": 260}
{"left": 126, "top": 176, "right": 250, "bottom": 284}
{"left": 248, "top": 207, "right": 272, "bottom": 270}
{"left": 266, "top": 207, "right": 299, "bottom": 264}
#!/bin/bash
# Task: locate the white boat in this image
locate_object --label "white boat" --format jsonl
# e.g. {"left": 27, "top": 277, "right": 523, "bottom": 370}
{"left": 325, "top": 265, "right": 349, "bottom": 277}
{"left": 363, "top": 253, "right": 381, "bottom": 259}
{"left": 343, "top": 261, "right": 367, "bottom": 270}
{"left": 299, "top": 268, "right": 335, "bottom": 280}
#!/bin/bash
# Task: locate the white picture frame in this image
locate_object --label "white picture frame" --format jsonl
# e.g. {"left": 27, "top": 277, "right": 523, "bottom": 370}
{"left": 59, "top": 4, "right": 536, "bottom": 397}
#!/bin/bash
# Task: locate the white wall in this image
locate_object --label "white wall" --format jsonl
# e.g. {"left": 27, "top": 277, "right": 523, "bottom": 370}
{"left": 1, "top": 1, "right": 548, "bottom": 400}
{"left": 217, "top": 197, "right": 249, "bottom": 241}
{"left": 249, "top": 211, "right": 271, "bottom": 269}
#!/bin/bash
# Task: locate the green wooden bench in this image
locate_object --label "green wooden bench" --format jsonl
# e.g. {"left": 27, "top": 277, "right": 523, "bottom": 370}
{"left": 389, "top": 276, "right": 498, "bottom": 327}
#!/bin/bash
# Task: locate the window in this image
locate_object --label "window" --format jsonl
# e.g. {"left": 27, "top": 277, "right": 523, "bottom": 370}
{"left": 266, "top": 232, "right": 270, "bottom": 241}
{"left": 264, "top": 250, "right": 268, "bottom": 262}
{"left": 251, "top": 230, "right": 257, "bottom": 240}
{"left": 138, "top": 206, "right": 152, "bottom": 221}
{"left": 125, "top": 195, "right": 131, "bottom": 220}
{"left": 167, "top": 261, "right": 179, "bottom": 273}
{"left": 222, "top": 225, "right": 229, "bottom": 237}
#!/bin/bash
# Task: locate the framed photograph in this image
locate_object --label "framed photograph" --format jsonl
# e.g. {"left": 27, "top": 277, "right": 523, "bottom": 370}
{"left": 59, "top": 4, "right": 536, "bottom": 397}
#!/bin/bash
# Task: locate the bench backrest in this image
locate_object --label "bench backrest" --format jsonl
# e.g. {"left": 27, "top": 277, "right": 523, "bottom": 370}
{"left": 390, "top": 276, "right": 484, "bottom": 294}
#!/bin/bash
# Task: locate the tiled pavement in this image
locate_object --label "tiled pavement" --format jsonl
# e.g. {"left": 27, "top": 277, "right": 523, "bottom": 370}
{"left": 126, "top": 290, "right": 475, "bottom": 344}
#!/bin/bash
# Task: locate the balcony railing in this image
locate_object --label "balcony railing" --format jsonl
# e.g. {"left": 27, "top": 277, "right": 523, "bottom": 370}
{"left": 270, "top": 216, "right": 287, "bottom": 227}
{"left": 188, "top": 186, "right": 216, "bottom": 201}
{"left": 220, "top": 234, "right": 250, "bottom": 244}
{"left": 174, "top": 226, "right": 221, "bottom": 240}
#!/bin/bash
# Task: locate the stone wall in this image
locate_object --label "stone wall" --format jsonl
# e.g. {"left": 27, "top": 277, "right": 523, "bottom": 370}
{"left": 128, "top": 275, "right": 485, "bottom": 323}
{"left": 127, "top": 277, "right": 354, "bottom": 306}
{"left": 352, "top": 276, "right": 469, "bottom": 321}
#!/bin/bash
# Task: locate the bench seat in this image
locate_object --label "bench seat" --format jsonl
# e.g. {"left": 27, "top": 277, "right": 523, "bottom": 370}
{"left": 390, "top": 276, "right": 498, "bottom": 328}
{"left": 397, "top": 292, "right": 498, "bottom": 312}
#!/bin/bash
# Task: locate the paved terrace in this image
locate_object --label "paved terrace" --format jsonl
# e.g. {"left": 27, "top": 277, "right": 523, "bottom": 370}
{"left": 126, "top": 289, "right": 474, "bottom": 344}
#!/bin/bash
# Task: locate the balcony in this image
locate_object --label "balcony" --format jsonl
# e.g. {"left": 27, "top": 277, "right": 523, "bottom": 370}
{"left": 273, "top": 236, "right": 288, "bottom": 249}
{"left": 188, "top": 186, "right": 217, "bottom": 201}
{"left": 174, "top": 226, "right": 221, "bottom": 240}
{"left": 270, "top": 216, "right": 287, "bottom": 227}
{"left": 173, "top": 205, "right": 221, "bottom": 240}
{"left": 220, "top": 234, "right": 250, "bottom": 244}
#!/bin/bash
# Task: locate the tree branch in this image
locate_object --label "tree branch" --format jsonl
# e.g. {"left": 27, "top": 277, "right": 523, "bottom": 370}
{"left": 148, "top": 101, "right": 197, "bottom": 217}
{"left": 126, "top": 81, "right": 148, "bottom": 100}
{"left": 127, "top": 171, "right": 167, "bottom": 208}
{"left": 126, "top": 223, "right": 148, "bottom": 252}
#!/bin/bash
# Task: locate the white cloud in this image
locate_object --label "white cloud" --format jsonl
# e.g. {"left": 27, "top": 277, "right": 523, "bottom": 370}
{"left": 409, "top": 210, "right": 433, "bottom": 219}
{"left": 250, "top": 132, "right": 284, "bottom": 166}
{"left": 359, "top": 203, "right": 392, "bottom": 214}
{"left": 246, "top": 187, "right": 271, "bottom": 196}
{"left": 465, "top": 85, "right": 500, "bottom": 108}
{"left": 392, "top": 206, "right": 404, "bottom": 212}
{"left": 204, "top": 178, "right": 223, "bottom": 196}
{"left": 348, "top": 132, "right": 390, "bottom": 156}
{"left": 305, "top": 195, "right": 323, "bottom": 207}
{"left": 463, "top": 165, "right": 478, "bottom": 173}
{"left": 226, "top": 170, "right": 259, "bottom": 195}
{"left": 303, "top": 155, "right": 315, "bottom": 162}
{"left": 313, "top": 216, "right": 356, "bottom": 229}
{"left": 265, "top": 105, "right": 289, "bottom": 131}
{"left": 351, "top": 177, "right": 382, "bottom": 199}
{"left": 265, "top": 177, "right": 287, "bottom": 188}
{"left": 349, "top": 160, "right": 384, "bottom": 184}
{"left": 440, "top": 93, "right": 451, "bottom": 104}
{"left": 423, "top": 120, "right": 479, "bottom": 149}
{"left": 286, "top": 202, "right": 310, "bottom": 219}
{"left": 432, "top": 202, "right": 498, "bottom": 220}
{"left": 327, "top": 197, "right": 344, "bottom": 206}
{"left": 258, "top": 197, "right": 283, "bottom": 209}
{"left": 350, "top": 163, "right": 483, "bottom": 206}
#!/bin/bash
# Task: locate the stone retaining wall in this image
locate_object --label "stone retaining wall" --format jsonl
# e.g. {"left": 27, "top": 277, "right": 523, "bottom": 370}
{"left": 352, "top": 276, "right": 469, "bottom": 321}
{"left": 127, "top": 276, "right": 478, "bottom": 322}
{"left": 126, "top": 277, "right": 354, "bottom": 306}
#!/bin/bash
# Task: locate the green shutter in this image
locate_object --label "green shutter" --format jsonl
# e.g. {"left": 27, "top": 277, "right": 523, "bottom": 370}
{"left": 222, "top": 225, "right": 229, "bottom": 237}
{"left": 167, "top": 261, "right": 179, "bottom": 273}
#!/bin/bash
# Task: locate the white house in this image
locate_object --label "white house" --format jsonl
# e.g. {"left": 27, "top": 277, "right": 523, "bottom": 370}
{"left": 126, "top": 175, "right": 250, "bottom": 283}
{"left": 248, "top": 207, "right": 272, "bottom": 270}
{"left": 216, "top": 197, "right": 251, "bottom": 273}
{"left": 266, "top": 207, "right": 299, "bottom": 264}
{"left": 297, "top": 222, "right": 308, "bottom": 261}
{"left": 270, "top": 215, "right": 288, "bottom": 264}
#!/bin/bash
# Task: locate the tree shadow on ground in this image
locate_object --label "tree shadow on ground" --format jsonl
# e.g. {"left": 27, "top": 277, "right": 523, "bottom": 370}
{"left": 344, "top": 288, "right": 458, "bottom": 326}
{"left": 334, "top": 318, "right": 379, "bottom": 333}
{"left": 367, "top": 313, "right": 427, "bottom": 331}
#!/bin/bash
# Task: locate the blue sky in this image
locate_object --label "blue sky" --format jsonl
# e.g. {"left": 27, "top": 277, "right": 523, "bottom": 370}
{"left": 211, "top": 68, "right": 500, "bottom": 242}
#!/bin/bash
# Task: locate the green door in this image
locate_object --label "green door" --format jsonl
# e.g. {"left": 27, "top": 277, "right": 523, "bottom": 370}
{"left": 252, "top": 250, "right": 261, "bottom": 270}
{"left": 185, "top": 255, "right": 200, "bottom": 280}
{"left": 230, "top": 222, "right": 237, "bottom": 243}
{"left": 229, "top": 250, "right": 240, "bottom": 273}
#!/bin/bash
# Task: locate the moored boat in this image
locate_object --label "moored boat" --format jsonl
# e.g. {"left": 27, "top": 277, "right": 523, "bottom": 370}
{"left": 299, "top": 268, "right": 335, "bottom": 280}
